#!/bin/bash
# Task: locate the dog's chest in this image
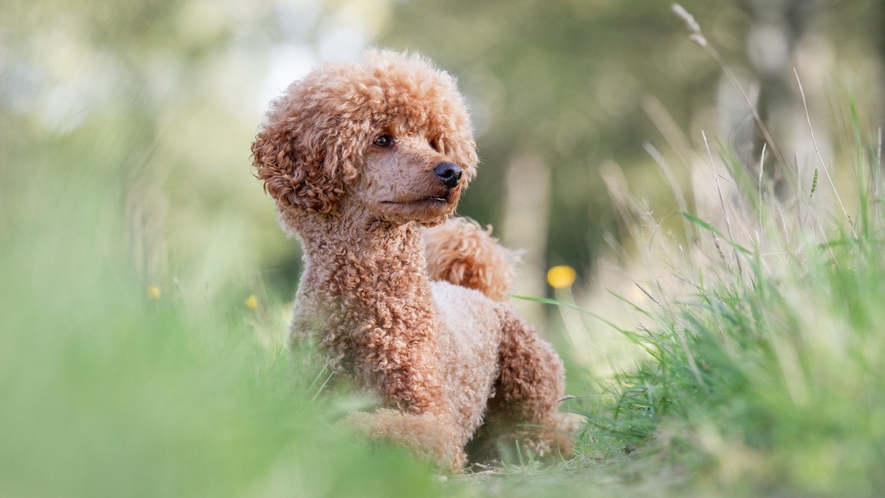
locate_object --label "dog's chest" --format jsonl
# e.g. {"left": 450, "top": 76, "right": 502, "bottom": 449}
{"left": 430, "top": 281, "right": 502, "bottom": 439}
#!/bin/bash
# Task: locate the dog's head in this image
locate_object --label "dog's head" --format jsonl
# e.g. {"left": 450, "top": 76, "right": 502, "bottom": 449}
{"left": 251, "top": 50, "right": 478, "bottom": 227}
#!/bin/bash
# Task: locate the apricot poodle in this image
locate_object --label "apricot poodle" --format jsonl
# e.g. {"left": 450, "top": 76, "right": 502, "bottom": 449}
{"left": 251, "top": 49, "right": 576, "bottom": 470}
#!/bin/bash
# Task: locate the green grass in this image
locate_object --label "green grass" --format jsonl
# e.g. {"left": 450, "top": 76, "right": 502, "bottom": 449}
{"left": 0, "top": 152, "right": 450, "bottom": 498}
{"left": 2, "top": 54, "right": 884, "bottom": 498}
{"left": 587, "top": 228, "right": 885, "bottom": 495}
{"left": 565, "top": 109, "right": 885, "bottom": 495}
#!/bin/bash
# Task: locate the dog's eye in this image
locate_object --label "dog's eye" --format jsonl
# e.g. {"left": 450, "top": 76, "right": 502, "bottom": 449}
{"left": 429, "top": 139, "right": 440, "bottom": 152}
{"left": 373, "top": 135, "right": 394, "bottom": 148}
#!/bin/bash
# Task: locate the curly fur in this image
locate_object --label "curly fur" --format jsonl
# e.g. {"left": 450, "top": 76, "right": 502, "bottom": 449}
{"left": 424, "top": 218, "right": 519, "bottom": 302}
{"left": 252, "top": 49, "right": 575, "bottom": 471}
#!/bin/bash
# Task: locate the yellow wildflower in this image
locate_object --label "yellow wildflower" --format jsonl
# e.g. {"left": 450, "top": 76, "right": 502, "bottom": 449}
{"left": 547, "top": 265, "right": 576, "bottom": 289}
{"left": 147, "top": 285, "right": 161, "bottom": 299}
{"left": 245, "top": 295, "right": 259, "bottom": 310}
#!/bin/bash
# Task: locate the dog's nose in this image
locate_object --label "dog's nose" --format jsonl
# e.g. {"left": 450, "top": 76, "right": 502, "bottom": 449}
{"left": 434, "top": 162, "right": 462, "bottom": 189}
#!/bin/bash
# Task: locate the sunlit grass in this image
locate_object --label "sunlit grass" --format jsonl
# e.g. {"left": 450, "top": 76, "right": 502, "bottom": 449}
{"left": 559, "top": 94, "right": 885, "bottom": 495}
{"left": 6, "top": 103, "right": 885, "bottom": 497}
{"left": 0, "top": 128, "right": 455, "bottom": 497}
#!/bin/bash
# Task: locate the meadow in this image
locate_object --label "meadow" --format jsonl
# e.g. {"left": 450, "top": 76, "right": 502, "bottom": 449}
{"left": 2, "top": 4, "right": 884, "bottom": 497}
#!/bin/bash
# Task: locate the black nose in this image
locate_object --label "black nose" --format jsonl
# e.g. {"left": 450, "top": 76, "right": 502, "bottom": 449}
{"left": 434, "top": 162, "right": 462, "bottom": 189}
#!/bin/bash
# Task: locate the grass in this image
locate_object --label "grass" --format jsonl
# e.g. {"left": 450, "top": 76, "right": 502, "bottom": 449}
{"left": 5, "top": 119, "right": 883, "bottom": 498}
{"left": 562, "top": 92, "right": 885, "bottom": 496}
{"left": 0, "top": 154, "right": 449, "bottom": 497}
{"left": 588, "top": 226, "right": 885, "bottom": 495}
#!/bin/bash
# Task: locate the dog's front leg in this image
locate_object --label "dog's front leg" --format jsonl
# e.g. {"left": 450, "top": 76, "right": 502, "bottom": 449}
{"left": 343, "top": 409, "right": 466, "bottom": 471}
{"left": 466, "top": 304, "right": 578, "bottom": 463}
{"left": 343, "top": 361, "right": 467, "bottom": 471}
{"left": 345, "top": 320, "right": 466, "bottom": 470}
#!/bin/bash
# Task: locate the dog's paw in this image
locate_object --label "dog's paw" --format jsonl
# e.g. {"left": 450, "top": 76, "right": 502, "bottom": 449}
{"left": 342, "top": 409, "right": 467, "bottom": 472}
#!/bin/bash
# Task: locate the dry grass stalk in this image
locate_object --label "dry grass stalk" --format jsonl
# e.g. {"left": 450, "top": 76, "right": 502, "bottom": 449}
{"left": 758, "top": 143, "right": 766, "bottom": 230}
{"left": 643, "top": 141, "right": 694, "bottom": 238}
{"left": 632, "top": 280, "right": 663, "bottom": 308}
{"left": 702, "top": 130, "right": 742, "bottom": 274}
{"left": 711, "top": 233, "right": 726, "bottom": 263}
{"left": 671, "top": 3, "right": 787, "bottom": 169}
{"left": 642, "top": 96, "right": 696, "bottom": 167}
{"left": 877, "top": 127, "right": 882, "bottom": 229}
{"left": 793, "top": 68, "right": 856, "bottom": 238}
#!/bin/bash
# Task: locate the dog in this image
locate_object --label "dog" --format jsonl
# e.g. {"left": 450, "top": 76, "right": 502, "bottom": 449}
{"left": 251, "top": 49, "right": 576, "bottom": 470}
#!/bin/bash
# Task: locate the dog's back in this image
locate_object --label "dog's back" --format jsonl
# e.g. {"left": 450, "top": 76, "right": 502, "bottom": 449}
{"left": 423, "top": 217, "right": 519, "bottom": 302}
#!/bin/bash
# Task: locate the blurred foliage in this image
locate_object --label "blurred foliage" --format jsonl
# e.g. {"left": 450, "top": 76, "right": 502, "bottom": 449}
{"left": 2, "top": 0, "right": 882, "bottom": 289}
{"left": 382, "top": 1, "right": 728, "bottom": 270}
{"left": 379, "top": 0, "right": 884, "bottom": 277}
{"left": 577, "top": 105, "right": 885, "bottom": 496}
{"left": 0, "top": 160, "right": 453, "bottom": 496}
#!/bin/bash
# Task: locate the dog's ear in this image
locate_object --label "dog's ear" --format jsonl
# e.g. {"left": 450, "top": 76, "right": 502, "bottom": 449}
{"left": 251, "top": 115, "right": 359, "bottom": 214}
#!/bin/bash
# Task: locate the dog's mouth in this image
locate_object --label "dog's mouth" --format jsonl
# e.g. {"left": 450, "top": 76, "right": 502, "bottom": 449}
{"left": 381, "top": 196, "right": 449, "bottom": 205}
{"left": 381, "top": 189, "right": 458, "bottom": 206}
{"left": 373, "top": 186, "right": 461, "bottom": 225}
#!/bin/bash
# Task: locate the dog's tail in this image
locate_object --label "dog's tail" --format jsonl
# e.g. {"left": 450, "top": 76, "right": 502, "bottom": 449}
{"left": 423, "top": 217, "right": 520, "bottom": 302}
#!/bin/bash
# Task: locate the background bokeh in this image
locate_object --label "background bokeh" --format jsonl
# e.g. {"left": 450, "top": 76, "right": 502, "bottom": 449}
{"left": 3, "top": 0, "right": 881, "bottom": 304}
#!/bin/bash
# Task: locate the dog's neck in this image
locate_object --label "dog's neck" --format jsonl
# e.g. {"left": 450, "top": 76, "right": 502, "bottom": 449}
{"left": 288, "top": 207, "right": 448, "bottom": 414}
{"left": 294, "top": 210, "right": 430, "bottom": 294}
